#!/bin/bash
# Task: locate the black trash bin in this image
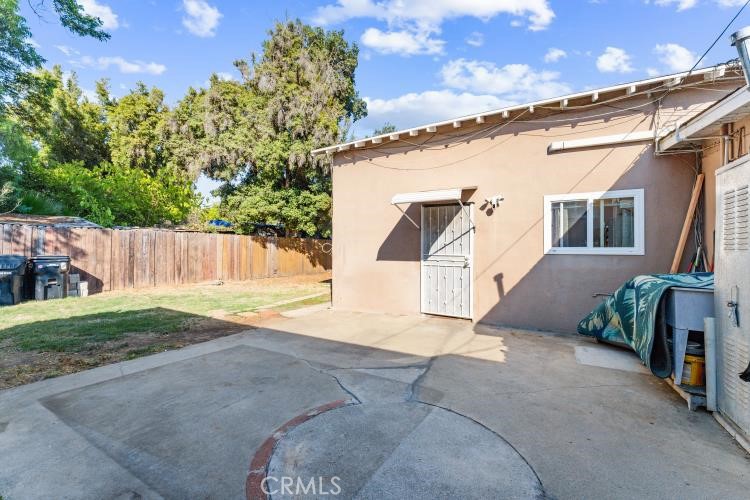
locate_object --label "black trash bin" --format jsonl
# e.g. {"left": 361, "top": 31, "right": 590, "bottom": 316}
{"left": 0, "top": 255, "right": 27, "bottom": 305}
{"left": 27, "top": 255, "right": 71, "bottom": 300}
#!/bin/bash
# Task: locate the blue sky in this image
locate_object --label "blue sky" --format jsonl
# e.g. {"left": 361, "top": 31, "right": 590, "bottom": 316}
{"left": 22, "top": 0, "right": 750, "bottom": 198}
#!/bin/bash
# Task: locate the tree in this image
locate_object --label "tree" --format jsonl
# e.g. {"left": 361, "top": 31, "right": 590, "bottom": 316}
{"left": 7, "top": 71, "right": 197, "bottom": 227}
{"left": 108, "top": 82, "right": 170, "bottom": 176}
{"left": 170, "top": 20, "right": 367, "bottom": 236}
{"left": 247, "top": 20, "right": 366, "bottom": 187}
{"left": 15, "top": 67, "right": 109, "bottom": 168}
{"left": 0, "top": 0, "right": 111, "bottom": 214}
{"left": 373, "top": 123, "right": 396, "bottom": 135}
{"left": 167, "top": 75, "right": 262, "bottom": 182}
{"left": 0, "top": 0, "right": 108, "bottom": 112}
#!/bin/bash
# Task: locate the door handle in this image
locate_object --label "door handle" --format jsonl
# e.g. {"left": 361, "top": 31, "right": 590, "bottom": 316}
{"left": 728, "top": 285, "right": 740, "bottom": 327}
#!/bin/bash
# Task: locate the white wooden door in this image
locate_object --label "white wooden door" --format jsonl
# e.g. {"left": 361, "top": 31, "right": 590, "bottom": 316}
{"left": 421, "top": 204, "right": 473, "bottom": 319}
{"left": 716, "top": 158, "right": 750, "bottom": 437}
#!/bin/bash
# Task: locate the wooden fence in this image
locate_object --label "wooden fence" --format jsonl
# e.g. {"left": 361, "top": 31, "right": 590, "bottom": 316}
{"left": 0, "top": 224, "right": 331, "bottom": 294}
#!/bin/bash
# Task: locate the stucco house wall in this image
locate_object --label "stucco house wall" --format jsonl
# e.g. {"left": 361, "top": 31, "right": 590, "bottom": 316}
{"left": 331, "top": 83, "right": 741, "bottom": 333}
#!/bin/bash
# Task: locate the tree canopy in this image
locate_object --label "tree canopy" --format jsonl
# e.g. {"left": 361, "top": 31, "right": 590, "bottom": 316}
{"left": 168, "top": 20, "right": 367, "bottom": 236}
{"left": 0, "top": 13, "right": 367, "bottom": 236}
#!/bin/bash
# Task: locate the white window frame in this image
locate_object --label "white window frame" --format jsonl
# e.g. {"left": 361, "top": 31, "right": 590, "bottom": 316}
{"left": 543, "top": 188, "right": 645, "bottom": 256}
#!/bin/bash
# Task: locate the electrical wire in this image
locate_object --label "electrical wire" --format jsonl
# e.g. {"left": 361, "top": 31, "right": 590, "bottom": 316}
{"left": 342, "top": 109, "right": 530, "bottom": 170}
{"left": 685, "top": 0, "right": 750, "bottom": 81}
{"left": 341, "top": 5, "right": 750, "bottom": 174}
{"left": 655, "top": 0, "right": 750, "bottom": 121}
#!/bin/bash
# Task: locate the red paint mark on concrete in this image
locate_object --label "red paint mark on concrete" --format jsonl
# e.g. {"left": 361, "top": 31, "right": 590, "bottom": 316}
{"left": 246, "top": 399, "right": 350, "bottom": 500}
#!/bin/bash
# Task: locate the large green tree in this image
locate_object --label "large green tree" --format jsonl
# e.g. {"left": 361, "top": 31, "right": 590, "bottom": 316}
{"left": 15, "top": 66, "right": 109, "bottom": 168}
{"left": 170, "top": 20, "right": 366, "bottom": 237}
{"left": 9, "top": 70, "right": 197, "bottom": 227}
{"left": 108, "top": 82, "right": 171, "bottom": 176}
{"left": 167, "top": 75, "right": 262, "bottom": 182}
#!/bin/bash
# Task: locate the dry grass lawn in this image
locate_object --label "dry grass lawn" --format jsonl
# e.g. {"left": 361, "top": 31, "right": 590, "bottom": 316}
{"left": 0, "top": 273, "right": 330, "bottom": 389}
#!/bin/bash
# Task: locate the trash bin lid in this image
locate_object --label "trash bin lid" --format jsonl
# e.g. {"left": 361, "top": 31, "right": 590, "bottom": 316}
{"left": 0, "top": 255, "right": 27, "bottom": 271}
{"left": 29, "top": 255, "right": 71, "bottom": 263}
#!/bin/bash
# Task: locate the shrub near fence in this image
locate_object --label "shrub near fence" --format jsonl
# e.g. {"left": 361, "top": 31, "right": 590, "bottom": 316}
{"left": 0, "top": 224, "right": 331, "bottom": 294}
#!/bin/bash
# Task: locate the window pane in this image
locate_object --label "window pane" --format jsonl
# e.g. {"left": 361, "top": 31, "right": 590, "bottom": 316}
{"left": 551, "top": 200, "right": 588, "bottom": 247}
{"left": 593, "top": 197, "right": 635, "bottom": 248}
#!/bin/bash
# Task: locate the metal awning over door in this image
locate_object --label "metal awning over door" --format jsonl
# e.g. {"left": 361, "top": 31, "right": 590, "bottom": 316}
{"left": 391, "top": 187, "right": 476, "bottom": 229}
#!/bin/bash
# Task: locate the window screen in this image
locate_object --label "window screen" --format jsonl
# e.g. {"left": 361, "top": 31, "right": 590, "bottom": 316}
{"left": 593, "top": 197, "right": 635, "bottom": 248}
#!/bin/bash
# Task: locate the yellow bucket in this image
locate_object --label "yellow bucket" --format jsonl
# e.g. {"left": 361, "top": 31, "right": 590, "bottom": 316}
{"left": 680, "top": 354, "right": 705, "bottom": 387}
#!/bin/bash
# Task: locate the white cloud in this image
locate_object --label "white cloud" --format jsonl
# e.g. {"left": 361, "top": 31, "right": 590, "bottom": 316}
{"left": 75, "top": 56, "right": 166, "bottom": 75}
{"left": 204, "top": 71, "right": 236, "bottom": 86}
{"left": 654, "top": 43, "right": 698, "bottom": 72}
{"left": 355, "top": 57, "right": 571, "bottom": 133}
{"left": 357, "top": 90, "right": 511, "bottom": 133}
{"left": 79, "top": 0, "right": 119, "bottom": 30}
{"left": 465, "top": 32, "right": 484, "bottom": 47}
{"left": 652, "top": 0, "right": 697, "bottom": 10}
{"left": 544, "top": 47, "right": 567, "bottom": 63}
{"left": 361, "top": 28, "right": 444, "bottom": 55}
{"left": 596, "top": 47, "right": 634, "bottom": 73}
{"left": 27, "top": 38, "right": 41, "bottom": 49}
{"left": 314, "top": 1, "right": 554, "bottom": 57}
{"left": 313, "top": 0, "right": 555, "bottom": 30}
{"left": 440, "top": 58, "right": 571, "bottom": 101}
{"left": 81, "top": 88, "right": 99, "bottom": 102}
{"left": 55, "top": 45, "right": 79, "bottom": 56}
{"left": 646, "top": 67, "right": 661, "bottom": 77}
{"left": 182, "top": 0, "right": 222, "bottom": 37}
{"left": 649, "top": 0, "right": 746, "bottom": 9}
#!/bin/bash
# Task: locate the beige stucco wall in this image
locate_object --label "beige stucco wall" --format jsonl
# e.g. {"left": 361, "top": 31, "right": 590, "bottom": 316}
{"left": 331, "top": 84, "right": 740, "bottom": 333}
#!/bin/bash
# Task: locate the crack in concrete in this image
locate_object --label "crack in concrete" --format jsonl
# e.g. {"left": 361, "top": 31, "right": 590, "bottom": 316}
{"left": 299, "top": 359, "right": 363, "bottom": 405}
{"left": 406, "top": 356, "right": 436, "bottom": 402}
{"left": 412, "top": 398, "right": 547, "bottom": 499}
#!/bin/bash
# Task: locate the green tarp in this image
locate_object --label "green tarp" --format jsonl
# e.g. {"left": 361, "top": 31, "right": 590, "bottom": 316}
{"left": 577, "top": 273, "right": 714, "bottom": 378}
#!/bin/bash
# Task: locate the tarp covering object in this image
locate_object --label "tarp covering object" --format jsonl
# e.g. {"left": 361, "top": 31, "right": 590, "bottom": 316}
{"left": 577, "top": 273, "right": 714, "bottom": 378}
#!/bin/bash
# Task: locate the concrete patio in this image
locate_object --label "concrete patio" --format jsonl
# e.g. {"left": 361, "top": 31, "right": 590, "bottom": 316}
{"left": 0, "top": 308, "right": 748, "bottom": 499}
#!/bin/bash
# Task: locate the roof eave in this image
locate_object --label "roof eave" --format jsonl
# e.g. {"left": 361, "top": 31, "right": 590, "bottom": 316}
{"left": 313, "top": 64, "right": 740, "bottom": 156}
{"left": 658, "top": 84, "right": 750, "bottom": 151}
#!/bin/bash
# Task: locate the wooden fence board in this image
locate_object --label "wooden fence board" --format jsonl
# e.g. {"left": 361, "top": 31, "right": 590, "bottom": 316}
{"left": 0, "top": 225, "right": 330, "bottom": 294}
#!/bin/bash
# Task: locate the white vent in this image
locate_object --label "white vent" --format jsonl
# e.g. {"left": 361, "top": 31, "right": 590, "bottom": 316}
{"left": 723, "top": 336, "right": 750, "bottom": 413}
{"left": 723, "top": 185, "right": 749, "bottom": 251}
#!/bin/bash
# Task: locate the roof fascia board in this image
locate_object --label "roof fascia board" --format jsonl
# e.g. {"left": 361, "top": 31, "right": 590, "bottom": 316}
{"left": 313, "top": 65, "right": 736, "bottom": 155}
{"left": 659, "top": 86, "right": 750, "bottom": 151}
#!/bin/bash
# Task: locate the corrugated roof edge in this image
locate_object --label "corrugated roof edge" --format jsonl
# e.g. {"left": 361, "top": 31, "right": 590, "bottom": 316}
{"left": 312, "top": 64, "right": 741, "bottom": 155}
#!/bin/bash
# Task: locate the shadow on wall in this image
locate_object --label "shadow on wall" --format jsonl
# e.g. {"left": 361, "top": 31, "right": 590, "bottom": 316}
{"left": 371, "top": 141, "right": 699, "bottom": 333}
{"left": 376, "top": 204, "right": 421, "bottom": 262}
{"left": 474, "top": 145, "right": 698, "bottom": 333}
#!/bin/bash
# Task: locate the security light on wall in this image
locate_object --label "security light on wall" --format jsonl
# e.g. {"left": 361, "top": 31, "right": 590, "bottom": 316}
{"left": 485, "top": 195, "right": 504, "bottom": 209}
